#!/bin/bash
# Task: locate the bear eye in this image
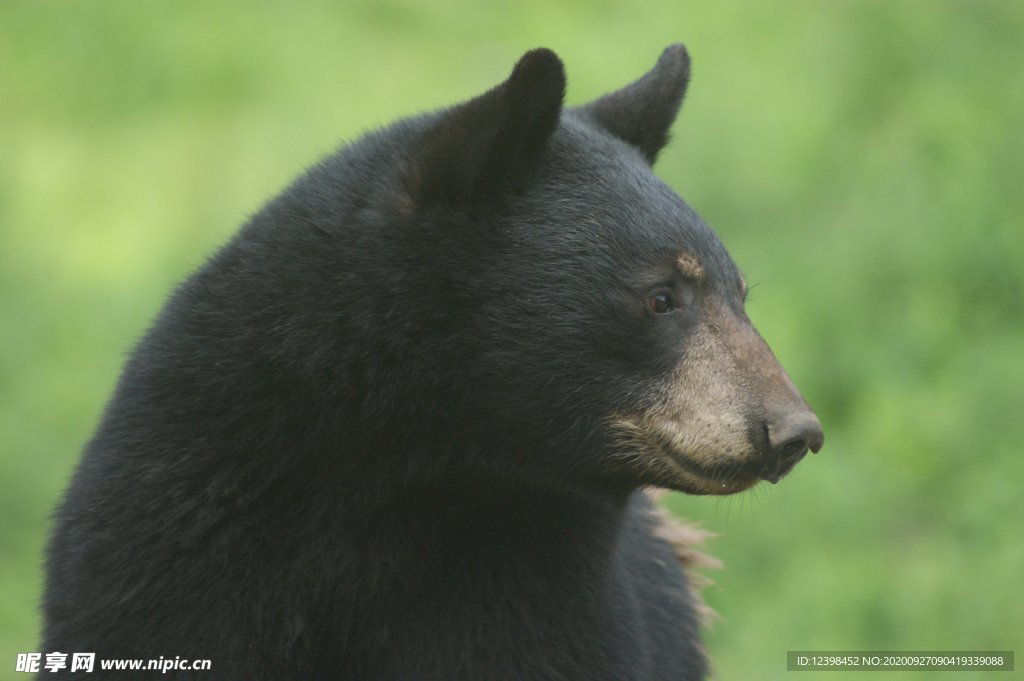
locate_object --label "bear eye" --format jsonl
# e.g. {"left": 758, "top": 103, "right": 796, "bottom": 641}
{"left": 648, "top": 292, "right": 674, "bottom": 314}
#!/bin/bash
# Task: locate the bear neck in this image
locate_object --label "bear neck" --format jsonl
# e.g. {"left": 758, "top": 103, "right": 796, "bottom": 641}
{"left": 317, "top": 468, "right": 637, "bottom": 608}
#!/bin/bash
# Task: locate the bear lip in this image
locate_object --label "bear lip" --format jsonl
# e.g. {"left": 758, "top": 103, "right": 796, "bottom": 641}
{"left": 641, "top": 422, "right": 760, "bottom": 496}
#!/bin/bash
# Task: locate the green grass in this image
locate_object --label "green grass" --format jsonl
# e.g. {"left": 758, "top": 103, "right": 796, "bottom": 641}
{"left": 2, "top": 1, "right": 1022, "bottom": 678}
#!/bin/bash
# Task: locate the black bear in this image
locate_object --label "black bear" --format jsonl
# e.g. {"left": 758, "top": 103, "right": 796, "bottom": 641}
{"left": 43, "top": 44, "right": 823, "bottom": 680}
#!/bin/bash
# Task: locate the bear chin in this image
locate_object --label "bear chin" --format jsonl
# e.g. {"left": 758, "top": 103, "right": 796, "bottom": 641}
{"left": 609, "top": 415, "right": 763, "bottom": 495}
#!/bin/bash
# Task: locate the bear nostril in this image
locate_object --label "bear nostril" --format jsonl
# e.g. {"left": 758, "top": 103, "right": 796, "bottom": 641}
{"left": 780, "top": 437, "right": 808, "bottom": 459}
{"left": 768, "top": 412, "right": 824, "bottom": 456}
{"left": 762, "top": 411, "right": 824, "bottom": 484}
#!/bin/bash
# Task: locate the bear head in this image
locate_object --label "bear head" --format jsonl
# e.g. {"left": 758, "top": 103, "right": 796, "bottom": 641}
{"left": 247, "top": 46, "right": 824, "bottom": 499}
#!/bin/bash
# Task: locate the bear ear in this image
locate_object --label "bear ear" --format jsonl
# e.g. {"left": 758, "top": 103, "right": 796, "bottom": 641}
{"left": 404, "top": 49, "right": 566, "bottom": 208}
{"left": 576, "top": 44, "right": 691, "bottom": 165}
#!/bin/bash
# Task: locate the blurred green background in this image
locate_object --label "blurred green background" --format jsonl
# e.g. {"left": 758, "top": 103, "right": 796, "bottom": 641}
{"left": 2, "top": 1, "right": 1021, "bottom": 678}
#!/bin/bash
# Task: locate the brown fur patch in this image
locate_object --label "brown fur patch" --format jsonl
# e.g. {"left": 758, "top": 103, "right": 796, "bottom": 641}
{"left": 643, "top": 488, "right": 721, "bottom": 627}
{"left": 676, "top": 252, "right": 704, "bottom": 280}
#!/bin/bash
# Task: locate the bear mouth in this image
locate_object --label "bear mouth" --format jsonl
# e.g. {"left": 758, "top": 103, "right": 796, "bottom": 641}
{"left": 613, "top": 417, "right": 760, "bottom": 496}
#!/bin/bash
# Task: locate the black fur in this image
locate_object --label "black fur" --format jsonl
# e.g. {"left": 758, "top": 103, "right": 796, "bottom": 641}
{"left": 43, "top": 47, "right": 722, "bottom": 680}
{"left": 578, "top": 44, "right": 691, "bottom": 165}
{"left": 406, "top": 48, "right": 566, "bottom": 206}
